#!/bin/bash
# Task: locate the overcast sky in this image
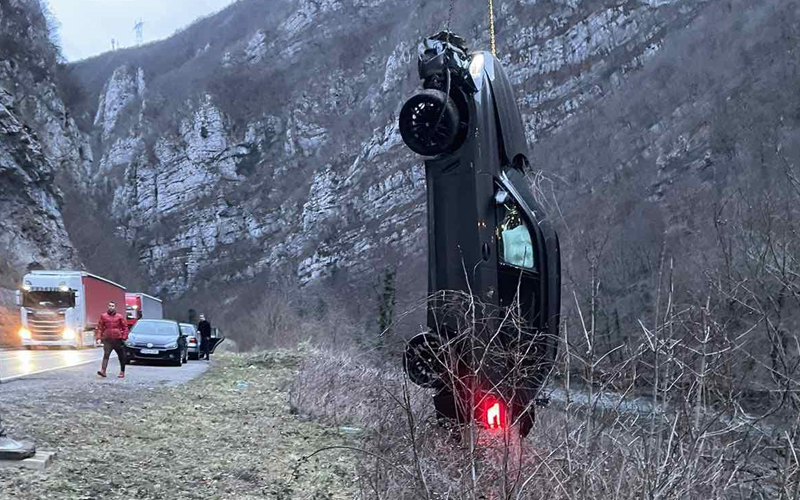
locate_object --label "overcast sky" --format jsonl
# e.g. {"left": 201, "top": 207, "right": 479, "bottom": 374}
{"left": 47, "top": 0, "right": 236, "bottom": 61}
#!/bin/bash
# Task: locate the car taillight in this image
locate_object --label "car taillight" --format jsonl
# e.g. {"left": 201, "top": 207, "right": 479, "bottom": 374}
{"left": 189, "top": 337, "right": 196, "bottom": 343}
{"left": 482, "top": 396, "right": 506, "bottom": 430}
{"left": 487, "top": 403, "right": 502, "bottom": 429}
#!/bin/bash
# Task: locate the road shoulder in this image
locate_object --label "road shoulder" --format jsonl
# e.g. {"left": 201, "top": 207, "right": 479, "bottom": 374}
{"left": 0, "top": 352, "right": 357, "bottom": 499}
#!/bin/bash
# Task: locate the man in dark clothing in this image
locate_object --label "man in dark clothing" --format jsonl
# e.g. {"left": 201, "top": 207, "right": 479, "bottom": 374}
{"left": 197, "top": 314, "right": 212, "bottom": 360}
{"left": 96, "top": 301, "right": 128, "bottom": 378}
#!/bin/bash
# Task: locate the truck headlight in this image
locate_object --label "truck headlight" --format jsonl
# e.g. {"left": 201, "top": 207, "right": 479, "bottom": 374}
{"left": 62, "top": 328, "right": 76, "bottom": 340}
{"left": 165, "top": 341, "right": 178, "bottom": 349}
{"left": 19, "top": 327, "right": 31, "bottom": 340}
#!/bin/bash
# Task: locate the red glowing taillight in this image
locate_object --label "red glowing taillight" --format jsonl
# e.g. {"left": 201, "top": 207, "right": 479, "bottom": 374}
{"left": 487, "top": 403, "right": 502, "bottom": 429}
{"left": 189, "top": 337, "right": 197, "bottom": 343}
{"left": 482, "top": 396, "right": 506, "bottom": 430}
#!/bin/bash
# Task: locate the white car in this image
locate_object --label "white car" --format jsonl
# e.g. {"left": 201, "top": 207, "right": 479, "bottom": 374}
{"left": 179, "top": 323, "right": 200, "bottom": 360}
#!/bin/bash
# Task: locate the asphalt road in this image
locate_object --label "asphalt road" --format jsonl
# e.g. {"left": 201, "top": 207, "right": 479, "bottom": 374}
{"left": 0, "top": 348, "right": 211, "bottom": 399}
{"left": 0, "top": 347, "right": 110, "bottom": 382}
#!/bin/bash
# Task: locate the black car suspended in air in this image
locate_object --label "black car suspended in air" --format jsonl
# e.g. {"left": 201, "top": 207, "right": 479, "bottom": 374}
{"left": 399, "top": 32, "right": 561, "bottom": 437}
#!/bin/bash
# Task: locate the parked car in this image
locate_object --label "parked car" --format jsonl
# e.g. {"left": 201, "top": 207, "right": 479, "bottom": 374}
{"left": 125, "top": 319, "right": 187, "bottom": 366}
{"left": 179, "top": 323, "right": 200, "bottom": 360}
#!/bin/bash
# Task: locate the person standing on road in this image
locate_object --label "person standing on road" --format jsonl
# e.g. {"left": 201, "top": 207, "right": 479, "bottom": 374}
{"left": 197, "top": 314, "right": 212, "bottom": 361}
{"left": 96, "top": 301, "right": 128, "bottom": 378}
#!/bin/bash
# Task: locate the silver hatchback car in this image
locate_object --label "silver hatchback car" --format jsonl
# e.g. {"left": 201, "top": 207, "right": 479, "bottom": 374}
{"left": 179, "top": 323, "right": 200, "bottom": 360}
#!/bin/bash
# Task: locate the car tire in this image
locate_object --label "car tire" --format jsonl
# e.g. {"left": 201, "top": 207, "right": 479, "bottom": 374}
{"left": 403, "top": 332, "right": 447, "bottom": 389}
{"left": 189, "top": 352, "right": 198, "bottom": 361}
{"left": 399, "top": 89, "right": 461, "bottom": 156}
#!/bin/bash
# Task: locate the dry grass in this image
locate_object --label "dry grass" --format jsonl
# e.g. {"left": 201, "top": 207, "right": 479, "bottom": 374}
{"left": 289, "top": 282, "right": 798, "bottom": 500}
{"left": 0, "top": 352, "right": 358, "bottom": 500}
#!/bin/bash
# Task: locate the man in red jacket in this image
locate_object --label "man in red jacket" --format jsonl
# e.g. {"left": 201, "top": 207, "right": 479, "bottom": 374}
{"left": 95, "top": 301, "right": 128, "bottom": 378}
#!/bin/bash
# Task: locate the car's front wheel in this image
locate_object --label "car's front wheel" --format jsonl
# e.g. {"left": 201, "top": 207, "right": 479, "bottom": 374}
{"left": 399, "top": 89, "right": 461, "bottom": 157}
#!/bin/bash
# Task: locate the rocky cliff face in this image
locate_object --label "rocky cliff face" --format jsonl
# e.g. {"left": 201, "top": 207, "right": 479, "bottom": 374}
{"left": 0, "top": 0, "right": 87, "bottom": 287}
{"left": 3, "top": 0, "right": 796, "bottom": 353}
{"left": 0, "top": 0, "right": 93, "bottom": 343}
{"left": 66, "top": 0, "right": 714, "bottom": 299}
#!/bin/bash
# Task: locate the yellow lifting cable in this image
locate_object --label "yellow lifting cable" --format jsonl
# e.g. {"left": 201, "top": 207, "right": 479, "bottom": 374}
{"left": 488, "top": 0, "right": 497, "bottom": 56}
{"left": 445, "top": 0, "right": 497, "bottom": 56}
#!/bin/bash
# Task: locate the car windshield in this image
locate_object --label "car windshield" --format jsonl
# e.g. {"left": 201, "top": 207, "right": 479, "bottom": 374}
{"left": 23, "top": 291, "right": 75, "bottom": 308}
{"left": 179, "top": 325, "right": 196, "bottom": 335}
{"left": 131, "top": 321, "right": 177, "bottom": 336}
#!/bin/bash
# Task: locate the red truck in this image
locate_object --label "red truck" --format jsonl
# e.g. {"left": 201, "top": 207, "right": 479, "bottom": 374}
{"left": 125, "top": 293, "right": 164, "bottom": 328}
{"left": 16, "top": 270, "right": 126, "bottom": 349}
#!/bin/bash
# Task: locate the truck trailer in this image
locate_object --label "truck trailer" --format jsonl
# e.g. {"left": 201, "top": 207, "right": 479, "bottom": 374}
{"left": 16, "top": 271, "right": 126, "bottom": 349}
{"left": 125, "top": 293, "right": 164, "bottom": 328}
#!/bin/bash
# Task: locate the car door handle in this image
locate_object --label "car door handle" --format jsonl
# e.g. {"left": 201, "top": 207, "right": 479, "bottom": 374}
{"left": 481, "top": 242, "right": 491, "bottom": 261}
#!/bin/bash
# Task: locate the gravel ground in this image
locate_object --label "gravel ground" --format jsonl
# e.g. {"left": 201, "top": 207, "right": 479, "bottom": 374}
{"left": 0, "top": 351, "right": 358, "bottom": 499}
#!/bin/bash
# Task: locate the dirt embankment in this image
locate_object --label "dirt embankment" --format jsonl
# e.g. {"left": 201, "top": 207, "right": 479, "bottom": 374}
{"left": 0, "top": 293, "right": 21, "bottom": 348}
{"left": 0, "top": 352, "right": 357, "bottom": 499}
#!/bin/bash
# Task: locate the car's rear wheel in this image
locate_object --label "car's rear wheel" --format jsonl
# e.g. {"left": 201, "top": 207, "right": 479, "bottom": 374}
{"left": 403, "top": 332, "right": 447, "bottom": 389}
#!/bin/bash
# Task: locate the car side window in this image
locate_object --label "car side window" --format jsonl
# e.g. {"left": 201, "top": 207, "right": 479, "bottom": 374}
{"left": 496, "top": 199, "right": 536, "bottom": 271}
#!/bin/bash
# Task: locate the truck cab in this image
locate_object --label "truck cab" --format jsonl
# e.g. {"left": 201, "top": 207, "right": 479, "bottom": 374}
{"left": 16, "top": 271, "right": 126, "bottom": 349}
{"left": 126, "top": 294, "right": 142, "bottom": 328}
{"left": 17, "top": 274, "right": 80, "bottom": 348}
{"left": 125, "top": 293, "right": 164, "bottom": 328}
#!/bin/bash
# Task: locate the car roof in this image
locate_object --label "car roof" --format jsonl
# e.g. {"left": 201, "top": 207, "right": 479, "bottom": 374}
{"left": 135, "top": 319, "right": 178, "bottom": 325}
{"left": 178, "top": 323, "right": 195, "bottom": 327}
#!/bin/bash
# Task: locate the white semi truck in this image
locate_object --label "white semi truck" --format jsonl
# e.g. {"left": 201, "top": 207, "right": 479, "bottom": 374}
{"left": 16, "top": 270, "right": 126, "bottom": 349}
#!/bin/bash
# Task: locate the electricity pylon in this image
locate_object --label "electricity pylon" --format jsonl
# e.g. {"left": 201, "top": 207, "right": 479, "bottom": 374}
{"left": 133, "top": 19, "right": 144, "bottom": 45}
